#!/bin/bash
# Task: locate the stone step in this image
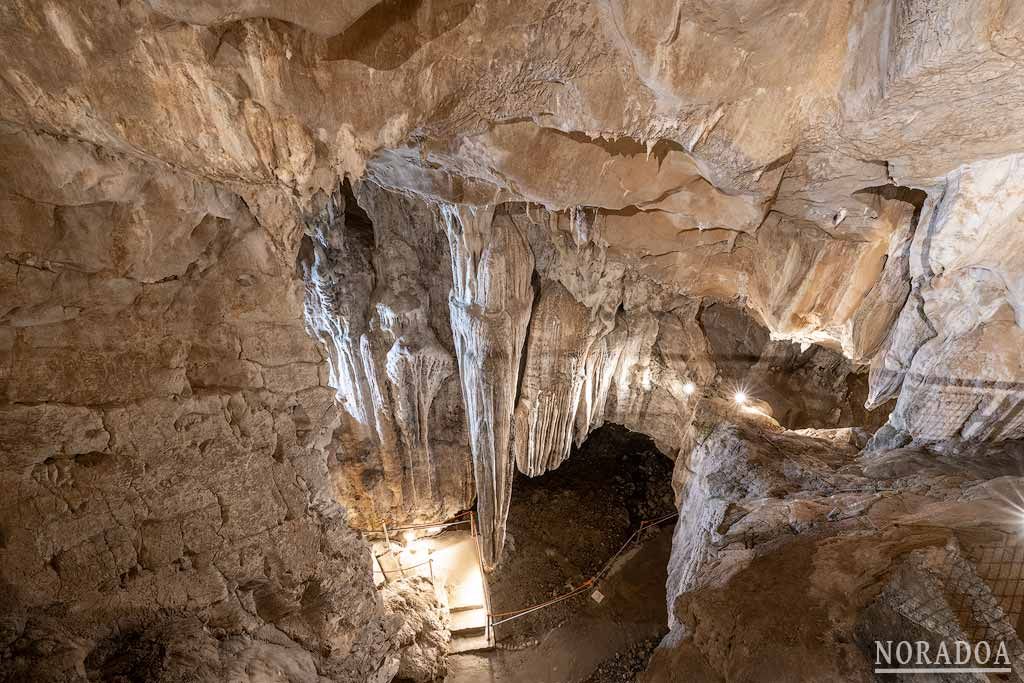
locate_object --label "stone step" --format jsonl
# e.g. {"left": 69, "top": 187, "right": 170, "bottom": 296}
{"left": 449, "top": 603, "right": 484, "bottom": 614}
{"left": 449, "top": 606, "right": 487, "bottom": 637}
{"left": 450, "top": 632, "right": 492, "bottom": 654}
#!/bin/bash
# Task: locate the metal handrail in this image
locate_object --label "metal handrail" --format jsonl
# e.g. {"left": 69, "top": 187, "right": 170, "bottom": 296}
{"left": 369, "top": 511, "right": 493, "bottom": 645}
{"left": 357, "top": 510, "right": 475, "bottom": 535}
{"left": 370, "top": 509, "right": 676, "bottom": 643}
{"left": 469, "top": 511, "right": 495, "bottom": 646}
{"left": 362, "top": 518, "right": 472, "bottom": 536}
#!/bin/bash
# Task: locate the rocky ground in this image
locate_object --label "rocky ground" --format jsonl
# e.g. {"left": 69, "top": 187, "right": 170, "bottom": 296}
{"left": 447, "top": 524, "right": 673, "bottom": 683}
{"left": 641, "top": 418, "right": 1024, "bottom": 681}
{"left": 582, "top": 638, "right": 661, "bottom": 683}
{"left": 488, "top": 426, "right": 675, "bottom": 644}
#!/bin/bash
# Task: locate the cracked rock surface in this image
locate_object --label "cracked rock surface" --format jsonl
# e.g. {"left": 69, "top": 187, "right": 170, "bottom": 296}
{"left": 2, "top": 0, "right": 1024, "bottom": 680}
{"left": 645, "top": 415, "right": 1024, "bottom": 681}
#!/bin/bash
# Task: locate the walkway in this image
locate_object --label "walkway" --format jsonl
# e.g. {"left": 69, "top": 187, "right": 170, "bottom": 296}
{"left": 446, "top": 526, "right": 673, "bottom": 682}
{"left": 431, "top": 530, "right": 492, "bottom": 652}
{"left": 370, "top": 522, "right": 493, "bottom": 653}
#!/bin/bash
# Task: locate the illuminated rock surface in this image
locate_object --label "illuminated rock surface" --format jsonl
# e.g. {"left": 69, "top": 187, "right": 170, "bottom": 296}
{"left": 1, "top": 0, "right": 1023, "bottom": 680}
{"left": 646, "top": 418, "right": 1024, "bottom": 681}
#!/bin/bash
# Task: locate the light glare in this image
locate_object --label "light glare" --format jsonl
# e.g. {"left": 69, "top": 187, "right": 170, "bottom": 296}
{"left": 734, "top": 391, "right": 748, "bottom": 405}
{"left": 682, "top": 382, "right": 696, "bottom": 395}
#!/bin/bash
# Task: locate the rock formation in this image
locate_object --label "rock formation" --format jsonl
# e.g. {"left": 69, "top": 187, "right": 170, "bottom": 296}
{"left": 1, "top": 0, "right": 1024, "bottom": 680}
{"left": 299, "top": 181, "right": 473, "bottom": 532}
{"left": 441, "top": 204, "right": 534, "bottom": 569}
{"left": 645, "top": 415, "right": 1024, "bottom": 681}
{"left": 381, "top": 576, "right": 451, "bottom": 683}
{"left": 0, "top": 131, "right": 396, "bottom": 682}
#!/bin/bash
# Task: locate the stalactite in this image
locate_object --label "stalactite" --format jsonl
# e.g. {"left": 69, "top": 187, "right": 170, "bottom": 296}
{"left": 440, "top": 203, "right": 534, "bottom": 568}
{"left": 514, "top": 281, "right": 600, "bottom": 476}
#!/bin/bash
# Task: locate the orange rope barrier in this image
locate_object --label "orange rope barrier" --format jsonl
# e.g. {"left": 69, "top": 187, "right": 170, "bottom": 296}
{"left": 367, "top": 508, "right": 679, "bottom": 630}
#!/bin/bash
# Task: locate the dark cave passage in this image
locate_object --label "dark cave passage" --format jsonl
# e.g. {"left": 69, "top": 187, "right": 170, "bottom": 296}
{"left": 477, "top": 428, "right": 671, "bottom": 671}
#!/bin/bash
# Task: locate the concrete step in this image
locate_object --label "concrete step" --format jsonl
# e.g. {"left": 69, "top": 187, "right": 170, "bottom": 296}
{"left": 449, "top": 603, "right": 484, "bottom": 614}
{"left": 450, "top": 632, "right": 492, "bottom": 654}
{"left": 448, "top": 576, "right": 485, "bottom": 608}
{"left": 449, "top": 607, "right": 487, "bottom": 637}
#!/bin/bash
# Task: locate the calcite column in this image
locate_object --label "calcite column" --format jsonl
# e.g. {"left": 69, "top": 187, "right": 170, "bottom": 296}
{"left": 514, "top": 282, "right": 613, "bottom": 476}
{"left": 384, "top": 332, "right": 454, "bottom": 511}
{"left": 300, "top": 184, "right": 473, "bottom": 527}
{"left": 441, "top": 204, "right": 534, "bottom": 569}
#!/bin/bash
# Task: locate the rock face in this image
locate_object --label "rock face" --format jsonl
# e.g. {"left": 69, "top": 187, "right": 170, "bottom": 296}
{"left": 380, "top": 577, "right": 451, "bottom": 683}
{"left": 646, "top": 417, "right": 1024, "bottom": 681}
{"left": 299, "top": 181, "right": 473, "bottom": 532}
{"left": 875, "top": 155, "right": 1024, "bottom": 444}
{"left": 2, "top": 0, "right": 1024, "bottom": 680}
{"left": 0, "top": 133, "right": 396, "bottom": 681}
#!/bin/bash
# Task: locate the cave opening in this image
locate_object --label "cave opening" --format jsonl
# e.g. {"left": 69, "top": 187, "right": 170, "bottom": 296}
{"left": 454, "top": 424, "right": 676, "bottom": 680}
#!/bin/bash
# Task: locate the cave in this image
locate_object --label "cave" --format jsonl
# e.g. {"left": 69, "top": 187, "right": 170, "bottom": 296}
{"left": 487, "top": 426, "right": 674, "bottom": 644}
{"left": 4, "top": 2, "right": 1024, "bottom": 682}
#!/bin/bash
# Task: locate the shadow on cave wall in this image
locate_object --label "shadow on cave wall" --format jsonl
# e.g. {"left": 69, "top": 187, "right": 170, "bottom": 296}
{"left": 84, "top": 631, "right": 167, "bottom": 683}
{"left": 700, "top": 301, "right": 895, "bottom": 431}
{"left": 325, "top": 0, "right": 476, "bottom": 70}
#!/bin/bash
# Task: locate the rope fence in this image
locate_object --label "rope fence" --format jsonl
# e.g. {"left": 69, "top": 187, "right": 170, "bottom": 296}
{"left": 356, "top": 510, "right": 475, "bottom": 535}
{"left": 359, "top": 508, "right": 680, "bottom": 639}
{"left": 378, "top": 557, "right": 434, "bottom": 574}
{"left": 490, "top": 510, "right": 679, "bottom": 627}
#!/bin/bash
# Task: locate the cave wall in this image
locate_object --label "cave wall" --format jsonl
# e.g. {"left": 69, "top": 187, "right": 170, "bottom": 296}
{"left": 299, "top": 181, "right": 474, "bottom": 533}
{"left": 302, "top": 183, "right": 897, "bottom": 567}
{"left": 1, "top": 0, "right": 1023, "bottom": 679}
{"left": 646, "top": 418, "right": 1024, "bottom": 681}
{"left": 0, "top": 129, "right": 398, "bottom": 681}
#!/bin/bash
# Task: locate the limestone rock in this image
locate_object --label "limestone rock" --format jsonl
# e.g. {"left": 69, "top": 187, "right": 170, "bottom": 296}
{"left": 381, "top": 577, "right": 451, "bottom": 683}
{"left": 0, "top": 131, "right": 395, "bottom": 682}
{"left": 441, "top": 204, "right": 534, "bottom": 569}
{"left": 3, "top": 1, "right": 1024, "bottom": 679}
{"left": 878, "top": 154, "right": 1024, "bottom": 444}
{"left": 299, "top": 182, "right": 474, "bottom": 531}
{"left": 646, "top": 418, "right": 1024, "bottom": 681}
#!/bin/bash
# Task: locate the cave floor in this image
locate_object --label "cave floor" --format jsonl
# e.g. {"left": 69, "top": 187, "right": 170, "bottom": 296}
{"left": 447, "top": 525, "right": 672, "bottom": 682}
{"left": 487, "top": 425, "right": 675, "bottom": 643}
{"left": 448, "top": 426, "right": 675, "bottom": 681}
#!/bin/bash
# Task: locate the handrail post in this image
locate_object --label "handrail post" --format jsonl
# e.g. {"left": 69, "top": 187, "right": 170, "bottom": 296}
{"left": 469, "top": 510, "right": 495, "bottom": 647}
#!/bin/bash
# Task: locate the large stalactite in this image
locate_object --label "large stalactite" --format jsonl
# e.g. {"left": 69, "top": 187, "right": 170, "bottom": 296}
{"left": 440, "top": 204, "right": 534, "bottom": 569}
